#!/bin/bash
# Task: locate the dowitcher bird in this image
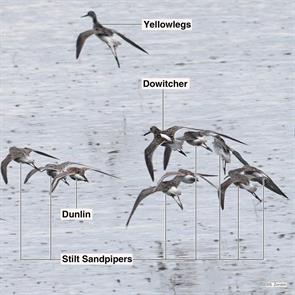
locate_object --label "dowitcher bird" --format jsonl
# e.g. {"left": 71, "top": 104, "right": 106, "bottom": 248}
{"left": 144, "top": 126, "right": 189, "bottom": 181}
{"left": 1, "top": 147, "right": 59, "bottom": 184}
{"left": 24, "top": 161, "right": 81, "bottom": 185}
{"left": 218, "top": 172, "right": 261, "bottom": 210}
{"left": 228, "top": 165, "right": 288, "bottom": 199}
{"left": 50, "top": 166, "right": 118, "bottom": 193}
{"left": 126, "top": 169, "right": 217, "bottom": 226}
{"left": 213, "top": 135, "right": 248, "bottom": 174}
{"left": 76, "top": 10, "right": 148, "bottom": 67}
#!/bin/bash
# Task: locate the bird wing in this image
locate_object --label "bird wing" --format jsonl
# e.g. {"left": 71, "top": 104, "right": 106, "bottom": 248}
{"left": 155, "top": 171, "right": 184, "bottom": 189}
{"left": 203, "top": 129, "right": 246, "bottom": 145}
{"left": 253, "top": 176, "right": 288, "bottom": 199}
{"left": 145, "top": 139, "right": 162, "bottom": 181}
{"left": 32, "top": 149, "right": 59, "bottom": 160}
{"left": 1, "top": 154, "right": 13, "bottom": 184}
{"left": 219, "top": 177, "right": 234, "bottom": 210}
{"left": 196, "top": 174, "right": 218, "bottom": 189}
{"left": 231, "top": 149, "right": 249, "bottom": 165}
{"left": 126, "top": 186, "right": 158, "bottom": 226}
{"left": 51, "top": 171, "right": 73, "bottom": 193}
{"left": 113, "top": 30, "right": 149, "bottom": 54}
{"left": 86, "top": 167, "right": 119, "bottom": 179}
{"left": 163, "top": 146, "right": 172, "bottom": 170}
{"left": 24, "top": 167, "right": 43, "bottom": 184}
{"left": 76, "top": 29, "right": 94, "bottom": 59}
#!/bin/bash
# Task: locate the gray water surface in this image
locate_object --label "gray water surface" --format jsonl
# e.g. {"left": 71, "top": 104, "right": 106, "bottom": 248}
{"left": 0, "top": 0, "right": 294, "bottom": 294}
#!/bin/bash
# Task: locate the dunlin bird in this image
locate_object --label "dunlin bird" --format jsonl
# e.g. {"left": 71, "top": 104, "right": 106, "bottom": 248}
{"left": 24, "top": 161, "right": 81, "bottom": 185}
{"left": 213, "top": 135, "right": 248, "bottom": 174}
{"left": 76, "top": 10, "right": 148, "bottom": 67}
{"left": 50, "top": 166, "right": 118, "bottom": 193}
{"left": 228, "top": 165, "right": 288, "bottom": 199}
{"left": 1, "top": 147, "right": 59, "bottom": 184}
{"left": 126, "top": 169, "right": 217, "bottom": 226}
{"left": 218, "top": 172, "right": 261, "bottom": 210}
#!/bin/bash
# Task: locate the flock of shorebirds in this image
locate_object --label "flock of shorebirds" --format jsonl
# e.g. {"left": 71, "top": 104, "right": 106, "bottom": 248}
{"left": 1, "top": 125, "right": 288, "bottom": 227}
{"left": 126, "top": 125, "right": 288, "bottom": 226}
{"left": 1, "top": 147, "right": 118, "bottom": 194}
{"left": 1, "top": 11, "right": 288, "bottom": 227}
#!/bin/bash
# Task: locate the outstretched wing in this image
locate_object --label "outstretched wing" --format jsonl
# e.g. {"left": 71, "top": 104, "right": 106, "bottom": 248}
{"left": 145, "top": 139, "right": 162, "bottom": 181}
{"left": 24, "top": 167, "right": 42, "bottom": 184}
{"left": 87, "top": 167, "right": 119, "bottom": 179}
{"left": 1, "top": 154, "right": 13, "bottom": 184}
{"left": 163, "top": 146, "right": 172, "bottom": 170}
{"left": 76, "top": 30, "right": 94, "bottom": 59}
{"left": 156, "top": 171, "right": 184, "bottom": 189}
{"left": 219, "top": 177, "right": 234, "bottom": 210}
{"left": 32, "top": 149, "right": 59, "bottom": 160}
{"left": 231, "top": 149, "right": 249, "bottom": 165}
{"left": 253, "top": 176, "right": 288, "bottom": 199}
{"left": 114, "top": 30, "right": 149, "bottom": 54}
{"left": 51, "top": 171, "right": 72, "bottom": 193}
{"left": 126, "top": 186, "right": 157, "bottom": 227}
{"left": 197, "top": 174, "right": 218, "bottom": 189}
{"left": 204, "top": 129, "right": 246, "bottom": 145}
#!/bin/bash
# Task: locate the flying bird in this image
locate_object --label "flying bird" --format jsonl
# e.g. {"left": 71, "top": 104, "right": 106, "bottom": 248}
{"left": 218, "top": 172, "right": 261, "bottom": 210}
{"left": 228, "top": 165, "right": 288, "bottom": 199}
{"left": 213, "top": 135, "right": 248, "bottom": 174}
{"left": 1, "top": 147, "right": 59, "bottom": 184}
{"left": 50, "top": 166, "right": 118, "bottom": 193}
{"left": 76, "top": 10, "right": 149, "bottom": 67}
{"left": 126, "top": 169, "right": 217, "bottom": 226}
{"left": 24, "top": 161, "right": 82, "bottom": 185}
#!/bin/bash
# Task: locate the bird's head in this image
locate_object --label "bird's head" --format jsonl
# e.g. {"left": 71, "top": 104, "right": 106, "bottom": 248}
{"left": 144, "top": 126, "right": 159, "bottom": 136}
{"left": 81, "top": 11, "right": 97, "bottom": 19}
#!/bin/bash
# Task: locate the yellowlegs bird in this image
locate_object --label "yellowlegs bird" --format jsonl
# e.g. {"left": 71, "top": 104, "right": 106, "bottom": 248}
{"left": 76, "top": 11, "right": 149, "bottom": 67}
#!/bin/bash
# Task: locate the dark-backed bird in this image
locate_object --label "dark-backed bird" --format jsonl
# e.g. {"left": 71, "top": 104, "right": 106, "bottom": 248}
{"left": 218, "top": 172, "right": 261, "bottom": 210}
{"left": 50, "top": 166, "right": 118, "bottom": 193}
{"left": 1, "top": 147, "right": 59, "bottom": 184}
{"left": 213, "top": 135, "right": 248, "bottom": 174}
{"left": 24, "top": 161, "right": 82, "bottom": 185}
{"left": 126, "top": 169, "right": 217, "bottom": 226}
{"left": 76, "top": 10, "right": 149, "bottom": 67}
{"left": 228, "top": 165, "right": 288, "bottom": 199}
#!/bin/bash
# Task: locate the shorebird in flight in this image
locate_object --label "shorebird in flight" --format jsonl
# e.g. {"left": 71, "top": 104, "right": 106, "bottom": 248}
{"left": 1, "top": 147, "right": 59, "bottom": 184}
{"left": 228, "top": 165, "right": 288, "bottom": 199}
{"left": 126, "top": 169, "right": 217, "bottom": 226}
{"left": 218, "top": 171, "right": 261, "bottom": 210}
{"left": 213, "top": 135, "right": 248, "bottom": 174}
{"left": 24, "top": 161, "right": 82, "bottom": 185}
{"left": 50, "top": 166, "right": 118, "bottom": 193}
{"left": 144, "top": 126, "right": 188, "bottom": 181}
{"left": 76, "top": 10, "right": 149, "bottom": 67}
